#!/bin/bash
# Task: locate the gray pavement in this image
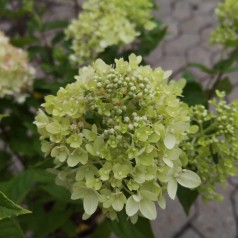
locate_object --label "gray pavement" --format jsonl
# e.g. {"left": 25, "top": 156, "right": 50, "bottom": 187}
{"left": 148, "top": 0, "right": 221, "bottom": 76}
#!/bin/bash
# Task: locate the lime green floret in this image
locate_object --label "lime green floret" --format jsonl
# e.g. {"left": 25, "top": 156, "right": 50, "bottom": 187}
{"left": 0, "top": 31, "right": 35, "bottom": 102}
{"left": 65, "top": 0, "right": 156, "bottom": 65}
{"left": 182, "top": 91, "right": 238, "bottom": 201}
{"left": 210, "top": 0, "right": 238, "bottom": 46}
{"left": 34, "top": 54, "right": 201, "bottom": 222}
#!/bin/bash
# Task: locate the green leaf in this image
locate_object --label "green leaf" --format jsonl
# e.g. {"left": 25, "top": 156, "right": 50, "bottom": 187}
{"left": 0, "top": 9, "right": 15, "bottom": 18}
{"left": 21, "top": 202, "right": 74, "bottom": 238}
{"left": 40, "top": 183, "right": 71, "bottom": 203}
{"left": 0, "top": 114, "right": 8, "bottom": 121}
{"left": 0, "top": 0, "right": 8, "bottom": 15}
{"left": 213, "top": 58, "right": 234, "bottom": 73}
{"left": 177, "top": 185, "right": 198, "bottom": 215}
{"left": 0, "top": 170, "right": 35, "bottom": 203}
{"left": 52, "top": 32, "right": 65, "bottom": 45}
{"left": 0, "top": 191, "right": 31, "bottom": 220}
{"left": 30, "top": 169, "right": 76, "bottom": 203}
{"left": 216, "top": 77, "right": 233, "bottom": 95}
{"left": 182, "top": 71, "right": 207, "bottom": 106}
{"left": 0, "top": 151, "right": 10, "bottom": 174}
{"left": 177, "top": 170, "right": 201, "bottom": 188}
{"left": 0, "top": 218, "right": 24, "bottom": 238}
{"left": 187, "top": 63, "right": 215, "bottom": 74}
{"left": 0, "top": 169, "right": 58, "bottom": 204}
{"left": 110, "top": 212, "right": 154, "bottom": 238}
{"left": 42, "top": 20, "right": 69, "bottom": 31}
{"left": 224, "top": 66, "right": 238, "bottom": 73}
{"left": 9, "top": 135, "right": 41, "bottom": 157}
{"left": 31, "top": 169, "right": 55, "bottom": 183}
{"left": 225, "top": 39, "right": 238, "bottom": 48}
{"left": 91, "top": 220, "right": 111, "bottom": 238}
{"left": 137, "top": 20, "right": 167, "bottom": 56}
{"left": 11, "top": 36, "right": 38, "bottom": 47}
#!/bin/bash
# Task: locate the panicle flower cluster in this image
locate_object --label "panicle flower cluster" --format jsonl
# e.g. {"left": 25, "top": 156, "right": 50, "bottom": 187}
{"left": 182, "top": 91, "right": 238, "bottom": 201}
{"left": 0, "top": 31, "right": 35, "bottom": 103}
{"left": 34, "top": 54, "right": 201, "bottom": 222}
{"left": 210, "top": 0, "right": 238, "bottom": 46}
{"left": 65, "top": 0, "right": 156, "bottom": 65}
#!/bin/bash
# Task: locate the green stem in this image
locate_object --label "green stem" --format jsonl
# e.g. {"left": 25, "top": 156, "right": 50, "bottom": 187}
{"left": 121, "top": 96, "right": 130, "bottom": 104}
{"left": 208, "top": 72, "right": 223, "bottom": 99}
{"left": 73, "top": 0, "right": 82, "bottom": 17}
{"left": 194, "top": 122, "right": 217, "bottom": 140}
{"left": 122, "top": 182, "right": 133, "bottom": 195}
{"left": 208, "top": 47, "right": 238, "bottom": 99}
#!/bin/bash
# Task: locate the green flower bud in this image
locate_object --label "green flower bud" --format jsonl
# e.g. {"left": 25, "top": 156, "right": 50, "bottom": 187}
{"left": 182, "top": 92, "right": 238, "bottom": 201}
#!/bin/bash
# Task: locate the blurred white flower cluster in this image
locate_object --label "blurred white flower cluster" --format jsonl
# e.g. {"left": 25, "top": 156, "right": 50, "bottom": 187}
{"left": 0, "top": 31, "right": 35, "bottom": 103}
{"left": 65, "top": 0, "right": 156, "bottom": 65}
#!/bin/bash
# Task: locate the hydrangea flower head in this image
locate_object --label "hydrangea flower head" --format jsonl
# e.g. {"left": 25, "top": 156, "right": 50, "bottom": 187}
{"left": 34, "top": 54, "right": 201, "bottom": 222}
{"left": 210, "top": 0, "right": 238, "bottom": 46}
{"left": 0, "top": 31, "right": 35, "bottom": 102}
{"left": 65, "top": 0, "right": 156, "bottom": 65}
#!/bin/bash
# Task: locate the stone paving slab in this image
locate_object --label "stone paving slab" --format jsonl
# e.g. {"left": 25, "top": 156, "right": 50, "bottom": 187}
{"left": 152, "top": 183, "right": 238, "bottom": 238}
{"left": 148, "top": 0, "right": 220, "bottom": 80}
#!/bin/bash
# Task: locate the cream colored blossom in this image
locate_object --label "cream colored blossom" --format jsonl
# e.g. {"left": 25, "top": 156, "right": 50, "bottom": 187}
{"left": 0, "top": 31, "right": 35, "bottom": 102}
{"left": 65, "top": 0, "right": 156, "bottom": 65}
{"left": 35, "top": 54, "right": 201, "bottom": 222}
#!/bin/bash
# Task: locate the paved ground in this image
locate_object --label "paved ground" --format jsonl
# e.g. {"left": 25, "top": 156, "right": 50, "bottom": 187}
{"left": 148, "top": 0, "right": 221, "bottom": 75}
{"left": 2, "top": 0, "right": 238, "bottom": 237}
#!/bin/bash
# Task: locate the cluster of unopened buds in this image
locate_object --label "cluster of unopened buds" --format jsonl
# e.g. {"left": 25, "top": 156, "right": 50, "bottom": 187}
{"left": 35, "top": 54, "right": 201, "bottom": 222}
{"left": 210, "top": 0, "right": 238, "bottom": 46}
{"left": 182, "top": 91, "right": 238, "bottom": 201}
